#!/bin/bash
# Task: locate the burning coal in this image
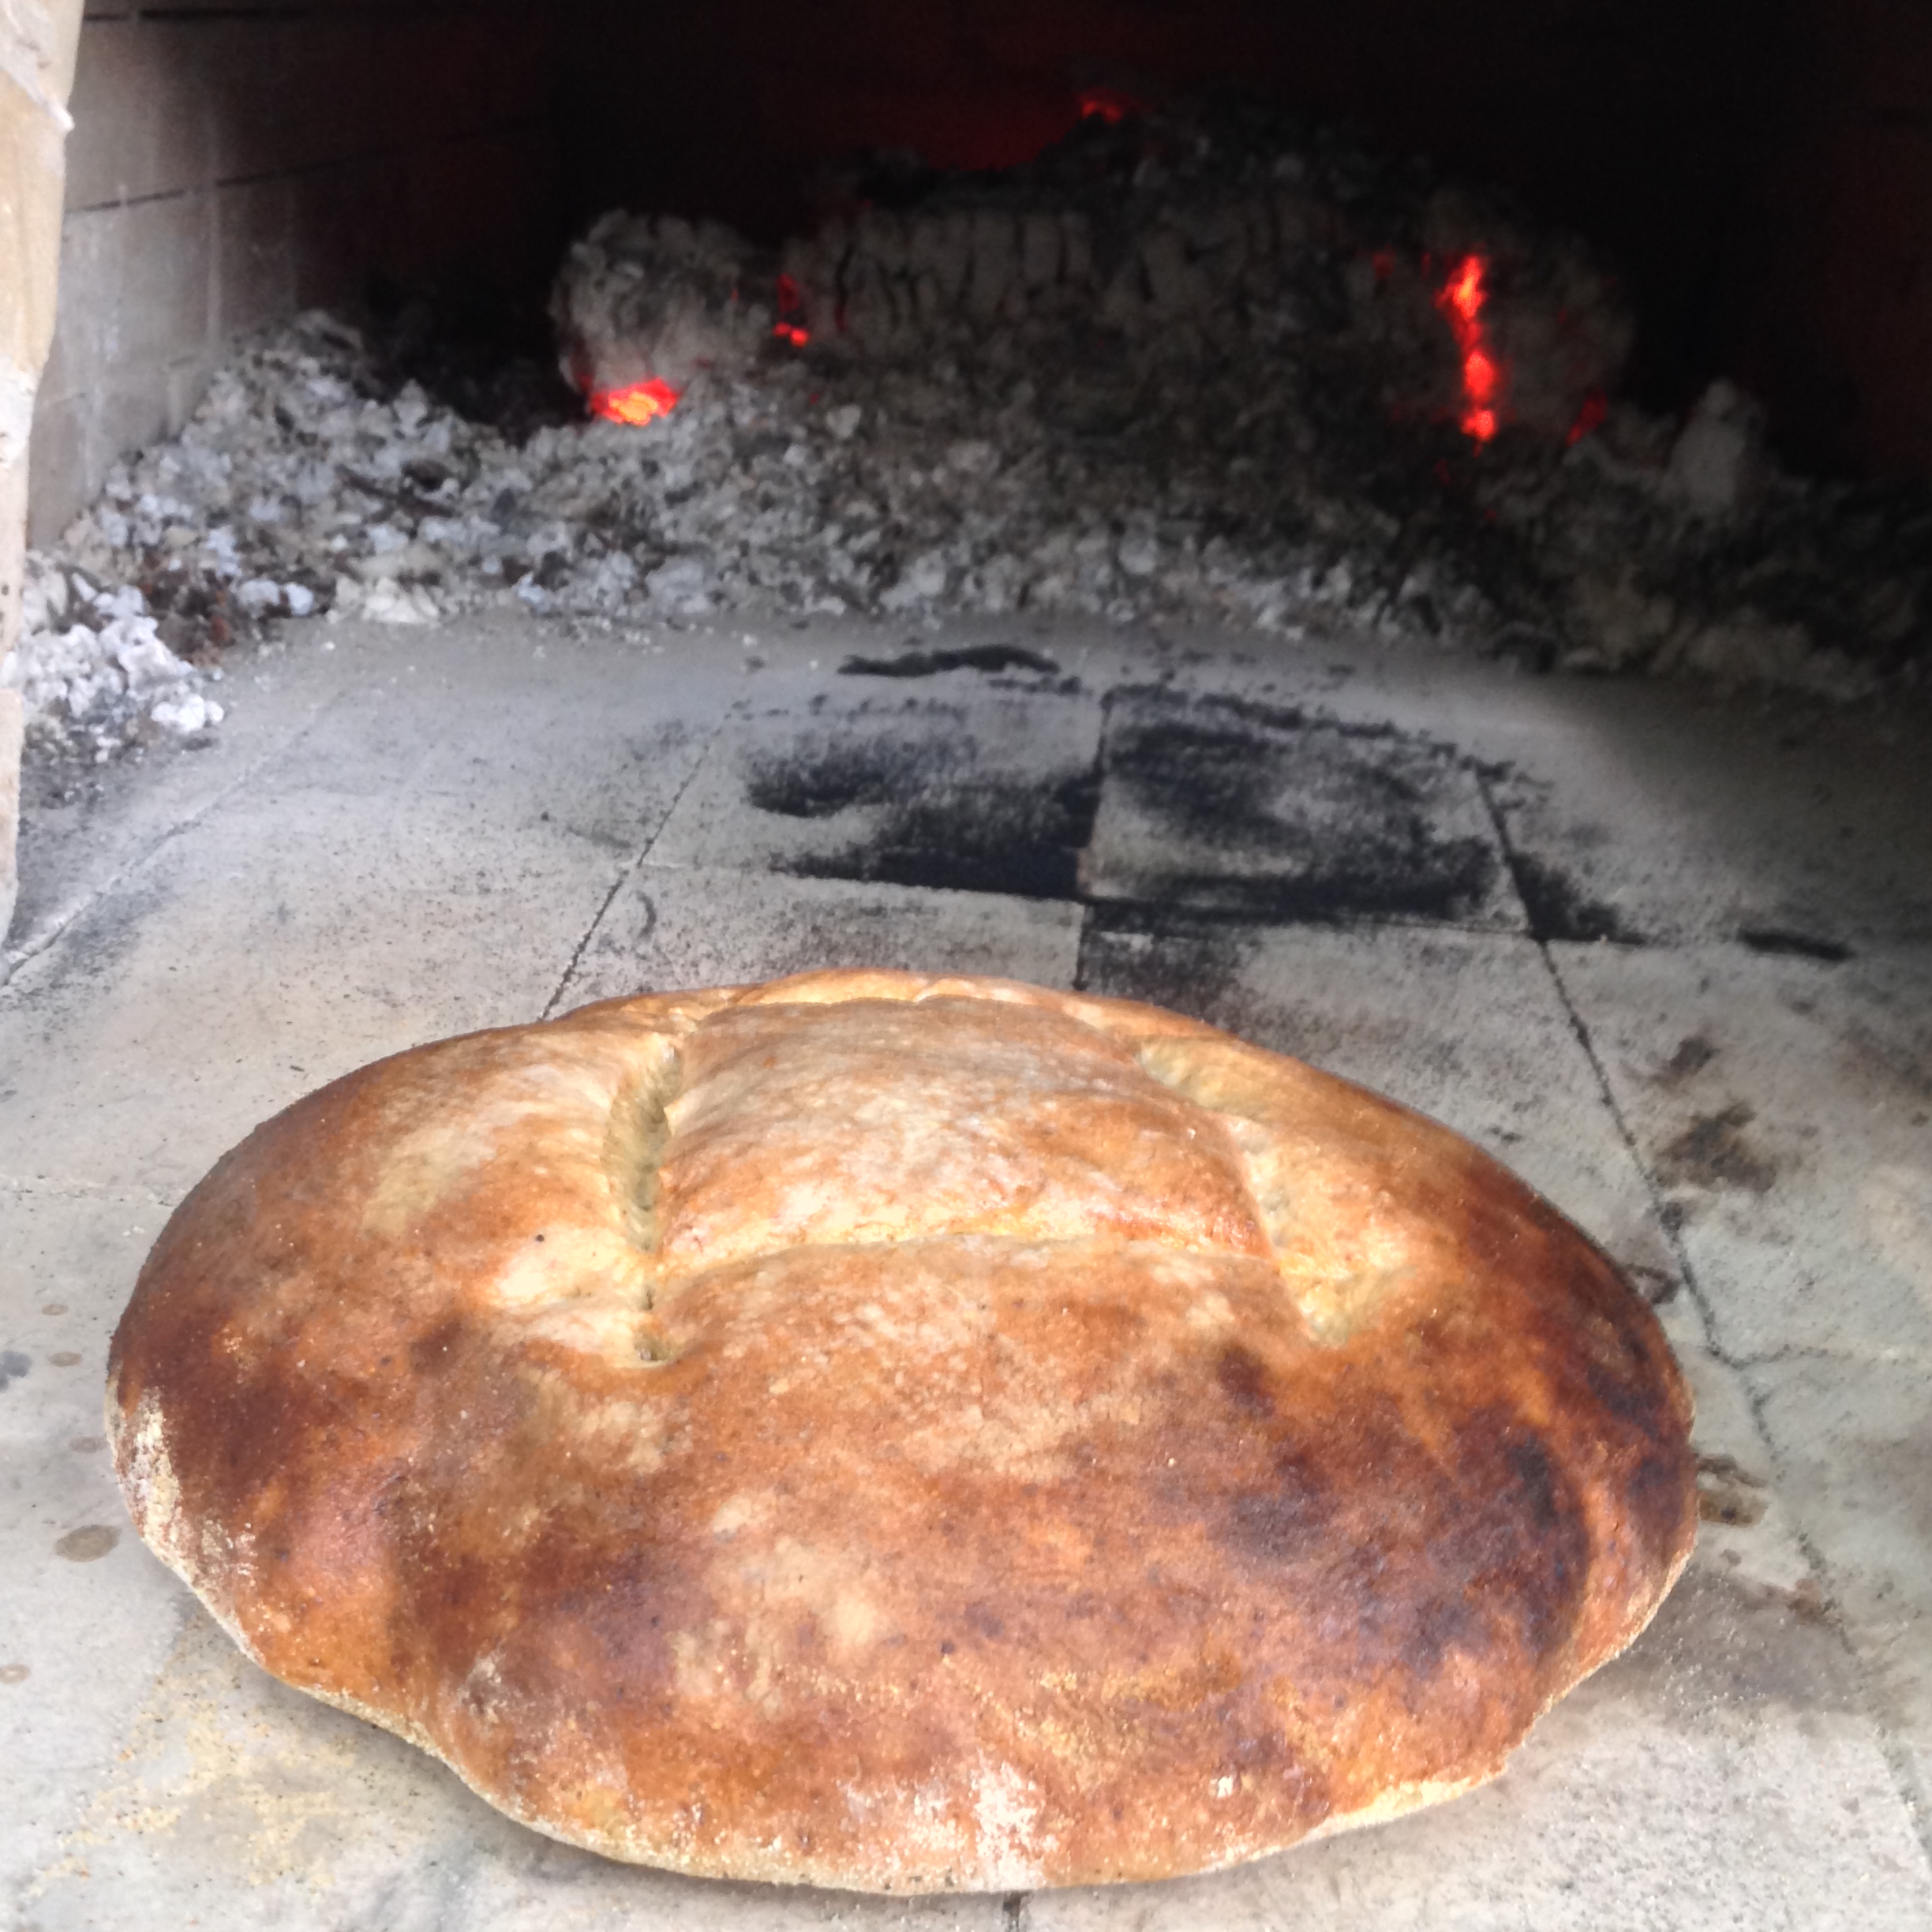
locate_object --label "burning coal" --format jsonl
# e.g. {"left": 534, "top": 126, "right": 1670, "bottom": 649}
{"left": 1435, "top": 255, "right": 1501, "bottom": 444}
{"left": 590, "top": 376, "right": 681, "bottom": 425}
{"left": 772, "top": 274, "right": 811, "bottom": 349}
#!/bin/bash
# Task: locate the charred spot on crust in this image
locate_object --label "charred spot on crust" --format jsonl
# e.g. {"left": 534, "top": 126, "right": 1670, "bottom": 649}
{"left": 1503, "top": 1433, "right": 1563, "bottom": 1530}
{"left": 1630, "top": 1447, "right": 1702, "bottom": 1556}
{"left": 964, "top": 1601, "right": 1006, "bottom": 1640}
{"left": 409, "top": 1315, "right": 467, "bottom": 1374}
{"left": 1441, "top": 1413, "right": 1589, "bottom": 1662}
{"left": 1530, "top": 1244, "right": 1690, "bottom": 1446}
{"left": 1571, "top": 1303, "right": 1675, "bottom": 1432}
{"left": 1318, "top": 1410, "right": 1592, "bottom": 1682}
{"left": 457, "top": 1517, "right": 691, "bottom": 1711}
{"left": 1212, "top": 1406, "right": 1589, "bottom": 1687}
{"left": 1215, "top": 1343, "right": 1276, "bottom": 1417}
{"left": 1222, "top": 1445, "right": 1337, "bottom": 1562}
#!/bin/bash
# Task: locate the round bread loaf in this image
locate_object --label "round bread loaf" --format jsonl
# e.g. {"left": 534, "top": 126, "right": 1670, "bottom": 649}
{"left": 108, "top": 970, "right": 1694, "bottom": 1891}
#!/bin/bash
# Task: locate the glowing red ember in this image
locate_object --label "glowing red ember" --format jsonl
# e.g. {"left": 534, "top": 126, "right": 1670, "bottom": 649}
{"left": 1078, "top": 86, "right": 1144, "bottom": 124}
{"left": 590, "top": 376, "right": 681, "bottom": 426}
{"left": 1566, "top": 388, "right": 1609, "bottom": 447}
{"left": 1434, "top": 254, "right": 1502, "bottom": 444}
{"left": 773, "top": 274, "right": 811, "bottom": 347}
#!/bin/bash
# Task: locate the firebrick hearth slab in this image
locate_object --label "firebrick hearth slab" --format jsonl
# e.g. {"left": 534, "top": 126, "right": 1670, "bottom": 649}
{"left": 0, "top": 1187, "right": 186, "bottom": 1900}
{"left": 1080, "top": 687, "right": 1524, "bottom": 930}
{"left": 2, "top": 634, "right": 353, "bottom": 980}
{"left": 2, "top": 612, "right": 1930, "bottom": 1929}
{"left": 1550, "top": 939, "right": 1932, "bottom": 1365}
{"left": 1479, "top": 688, "right": 1932, "bottom": 951}
{"left": 1745, "top": 1354, "right": 1932, "bottom": 1833}
{"left": 0, "top": 627, "right": 720, "bottom": 1199}
{"left": 556, "top": 863, "right": 1084, "bottom": 1009}
{"left": 1077, "top": 915, "right": 1669, "bottom": 1284}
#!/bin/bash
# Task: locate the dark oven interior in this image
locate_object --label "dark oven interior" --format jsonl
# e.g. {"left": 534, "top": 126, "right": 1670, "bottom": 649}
{"left": 34, "top": 0, "right": 1932, "bottom": 541}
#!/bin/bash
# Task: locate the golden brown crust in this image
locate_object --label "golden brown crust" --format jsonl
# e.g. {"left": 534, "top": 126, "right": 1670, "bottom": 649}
{"left": 107, "top": 969, "right": 1695, "bottom": 1891}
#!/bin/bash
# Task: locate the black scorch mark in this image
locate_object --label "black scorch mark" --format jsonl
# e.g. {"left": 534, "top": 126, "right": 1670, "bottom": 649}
{"left": 1656, "top": 1104, "right": 1779, "bottom": 1194}
{"left": 1089, "top": 692, "right": 1502, "bottom": 924}
{"left": 840, "top": 642, "right": 1061, "bottom": 680}
{"left": 744, "top": 720, "right": 1101, "bottom": 900}
{"left": 1737, "top": 927, "right": 1854, "bottom": 963}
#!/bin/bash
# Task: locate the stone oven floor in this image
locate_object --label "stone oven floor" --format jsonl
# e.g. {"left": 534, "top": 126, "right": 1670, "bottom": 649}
{"left": 2, "top": 610, "right": 1930, "bottom": 1929}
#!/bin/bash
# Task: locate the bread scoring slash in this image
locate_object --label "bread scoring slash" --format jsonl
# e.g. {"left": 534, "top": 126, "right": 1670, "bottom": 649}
{"left": 107, "top": 969, "right": 1695, "bottom": 1892}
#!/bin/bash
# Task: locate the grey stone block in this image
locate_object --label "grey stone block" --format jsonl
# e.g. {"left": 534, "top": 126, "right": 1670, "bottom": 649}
{"left": 1749, "top": 1353, "right": 1932, "bottom": 1825}
{"left": 1553, "top": 939, "right": 1932, "bottom": 1363}
{"left": 102, "top": 189, "right": 215, "bottom": 377}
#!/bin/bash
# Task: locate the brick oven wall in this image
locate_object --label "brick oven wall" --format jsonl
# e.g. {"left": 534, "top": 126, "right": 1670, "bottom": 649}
{"left": 26, "top": 0, "right": 562, "bottom": 545}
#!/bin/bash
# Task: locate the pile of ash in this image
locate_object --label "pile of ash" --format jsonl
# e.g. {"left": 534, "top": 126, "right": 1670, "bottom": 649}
{"left": 7, "top": 100, "right": 1926, "bottom": 755}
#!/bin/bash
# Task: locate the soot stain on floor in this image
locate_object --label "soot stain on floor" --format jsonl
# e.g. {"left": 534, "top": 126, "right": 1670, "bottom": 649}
{"left": 1657, "top": 1035, "right": 1719, "bottom": 1084}
{"left": 1655, "top": 1103, "right": 1780, "bottom": 1194}
{"left": 839, "top": 642, "right": 1062, "bottom": 680}
{"left": 1076, "top": 904, "right": 1257, "bottom": 1023}
{"left": 743, "top": 720, "right": 1101, "bottom": 900}
{"left": 1501, "top": 849, "right": 1644, "bottom": 945}
{"left": 1090, "top": 692, "right": 1503, "bottom": 924}
{"left": 734, "top": 688, "right": 1557, "bottom": 923}
{"left": 1737, "top": 927, "right": 1855, "bottom": 964}
{"left": 1479, "top": 767, "right": 1646, "bottom": 944}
